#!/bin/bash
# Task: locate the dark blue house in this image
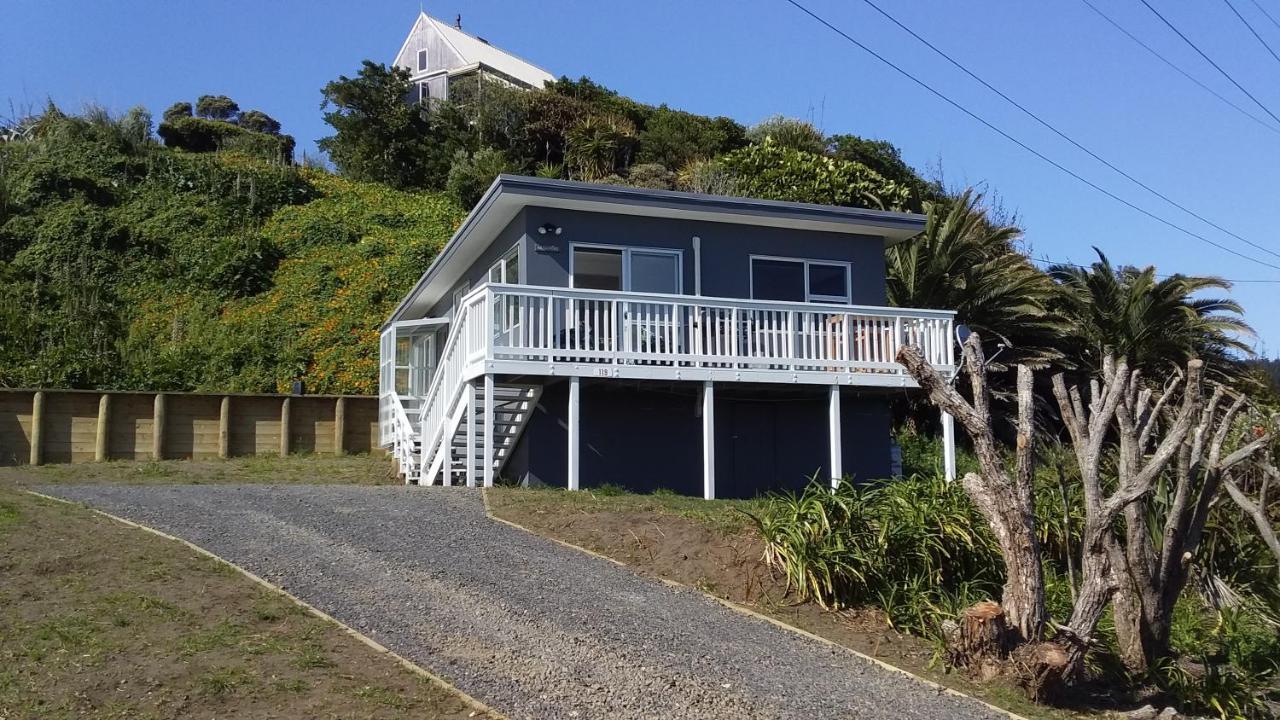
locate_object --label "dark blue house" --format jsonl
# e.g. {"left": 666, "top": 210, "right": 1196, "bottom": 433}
{"left": 379, "top": 176, "right": 957, "bottom": 499}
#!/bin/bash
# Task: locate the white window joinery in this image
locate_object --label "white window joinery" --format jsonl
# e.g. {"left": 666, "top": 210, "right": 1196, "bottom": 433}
{"left": 417, "top": 49, "right": 428, "bottom": 72}
{"left": 749, "top": 256, "right": 851, "bottom": 304}
{"left": 569, "top": 244, "right": 682, "bottom": 294}
{"left": 488, "top": 244, "right": 520, "bottom": 284}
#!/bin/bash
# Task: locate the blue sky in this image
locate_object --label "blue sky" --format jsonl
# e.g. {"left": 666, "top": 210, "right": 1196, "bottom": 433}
{"left": 4, "top": 0, "right": 1279, "bottom": 352}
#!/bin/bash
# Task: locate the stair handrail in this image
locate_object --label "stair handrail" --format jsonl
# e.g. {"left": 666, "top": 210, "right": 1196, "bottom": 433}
{"left": 416, "top": 285, "right": 490, "bottom": 483}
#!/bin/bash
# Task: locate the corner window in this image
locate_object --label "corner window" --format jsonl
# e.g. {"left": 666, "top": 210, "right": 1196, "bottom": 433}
{"left": 750, "top": 257, "right": 851, "bottom": 304}
{"left": 417, "top": 49, "right": 428, "bottom": 72}
{"left": 488, "top": 244, "right": 520, "bottom": 284}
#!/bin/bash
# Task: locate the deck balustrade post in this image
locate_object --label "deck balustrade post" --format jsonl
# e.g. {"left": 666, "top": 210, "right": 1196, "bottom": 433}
{"left": 829, "top": 385, "right": 842, "bottom": 489}
{"left": 567, "top": 376, "right": 580, "bottom": 491}
{"left": 702, "top": 381, "right": 715, "bottom": 500}
{"left": 95, "top": 393, "right": 110, "bottom": 462}
{"left": 30, "top": 391, "right": 46, "bottom": 466}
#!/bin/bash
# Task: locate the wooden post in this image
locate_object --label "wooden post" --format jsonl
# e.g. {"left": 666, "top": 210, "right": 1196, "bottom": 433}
{"left": 483, "top": 375, "right": 495, "bottom": 488}
{"left": 30, "top": 391, "right": 45, "bottom": 466}
{"left": 152, "top": 393, "right": 166, "bottom": 461}
{"left": 567, "top": 376, "right": 580, "bottom": 491}
{"left": 333, "top": 397, "right": 346, "bottom": 456}
{"left": 279, "top": 397, "right": 291, "bottom": 458}
{"left": 942, "top": 410, "right": 957, "bottom": 482}
{"left": 829, "top": 385, "right": 842, "bottom": 489}
{"left": 95, "top": 393, "right": 111, "bottom": 462}
{"left": 702, "top": 381, "right": 715, "bottom": 500}
{"left": 218, "top": 396, "right": 231, "bottom": 459}
{"left": 465, "top": 381, "right": 477, "bottom": 488}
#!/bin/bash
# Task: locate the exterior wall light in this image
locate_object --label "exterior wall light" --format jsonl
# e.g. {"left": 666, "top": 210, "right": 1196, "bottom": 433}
{"left": 538, "top": 223, "right": 562, "bottom": 235}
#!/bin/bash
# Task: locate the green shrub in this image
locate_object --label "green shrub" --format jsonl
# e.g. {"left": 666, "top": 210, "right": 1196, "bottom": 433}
{"left": 747, "top": 474, "right": 1002, "bottom": 638}
{"left": 719, "top": 139, "right": 911, "bottom": 211}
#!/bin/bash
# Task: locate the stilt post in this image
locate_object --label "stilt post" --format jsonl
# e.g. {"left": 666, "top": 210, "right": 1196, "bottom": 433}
{"left": 483, "top": 374, "right": 495, "bottom": 488}
{"left": 465, "top": 380, "right": 477, "bottom": 488}
{"left": 702, "top": 381, "right": 715, "bottom": 500}
{"left": 942, "top": 410, "right": 957, "bottom": 482}
{"left": 568, "top": 376, "right": 580, "bottom": 491}
{"left": 828, "top": 385, "right": 842, "bottom": 489}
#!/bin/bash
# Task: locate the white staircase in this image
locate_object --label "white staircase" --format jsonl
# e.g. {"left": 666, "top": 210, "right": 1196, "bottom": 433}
{"left": 441, "top": 383, "right": 541, "bottom": 486}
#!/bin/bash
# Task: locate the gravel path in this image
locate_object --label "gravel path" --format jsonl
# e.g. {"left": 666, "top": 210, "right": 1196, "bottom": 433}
{"left": 42, "top": 484, "right": 1006, "bottom": 720}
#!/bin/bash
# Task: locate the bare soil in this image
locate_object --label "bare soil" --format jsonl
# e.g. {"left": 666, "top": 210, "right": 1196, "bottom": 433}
{"left": 487, "top": 486, "right": 1091, "bottom": 720}
{"left": 0, "top": 485, "right": 492, "bottom": 719}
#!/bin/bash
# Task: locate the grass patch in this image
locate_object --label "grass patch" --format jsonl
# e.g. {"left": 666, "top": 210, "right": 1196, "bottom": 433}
{"left": 0, "top": 453, "right": 397, "bottom": 488}
{"left": 198, "top": 666, "right": 254, "bottom": 696}
{"left": 492, "top": 484, "right": 766, "bottom": 535}
{"left": 0, "top": 485, "right": 493, "bottom": 718}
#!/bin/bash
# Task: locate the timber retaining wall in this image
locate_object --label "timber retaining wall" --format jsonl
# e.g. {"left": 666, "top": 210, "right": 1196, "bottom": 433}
{"left": 0, "top": 389, "right": 381, "bottom": 466}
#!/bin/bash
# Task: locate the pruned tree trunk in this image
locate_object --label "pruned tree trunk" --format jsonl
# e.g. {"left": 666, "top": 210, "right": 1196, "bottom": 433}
{"left": 898, "top": 333, "right": 1046, "bottom": 642}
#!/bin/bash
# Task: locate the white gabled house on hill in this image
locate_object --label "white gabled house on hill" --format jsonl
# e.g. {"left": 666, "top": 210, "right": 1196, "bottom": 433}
{"left": 393, "top": 11, "right": 556, "bottom": 105}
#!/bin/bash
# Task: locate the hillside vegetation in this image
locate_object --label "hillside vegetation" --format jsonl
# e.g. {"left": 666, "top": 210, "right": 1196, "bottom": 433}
{"left": 0, "top": 105, "right": 462, "bottom": 394}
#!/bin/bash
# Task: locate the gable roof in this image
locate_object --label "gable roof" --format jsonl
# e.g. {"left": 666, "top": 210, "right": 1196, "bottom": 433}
{"left": 386, "top": 176, "right": 927, "bottom": 325}
{"left": 397, "top": 11, "right": 555, "bottom": 89}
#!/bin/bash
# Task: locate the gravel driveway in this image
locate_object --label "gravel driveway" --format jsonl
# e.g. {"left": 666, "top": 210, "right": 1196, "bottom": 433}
{"left": 42, "top": 484, "right": 1006, "bottom": 720}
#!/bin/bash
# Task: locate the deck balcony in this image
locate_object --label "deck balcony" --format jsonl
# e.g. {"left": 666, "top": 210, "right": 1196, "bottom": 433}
{"left": 381, "top": 283, "right": 957, "bottom": 489}
{"left": 476, "top": 283, "right": 956, "bottom": 385}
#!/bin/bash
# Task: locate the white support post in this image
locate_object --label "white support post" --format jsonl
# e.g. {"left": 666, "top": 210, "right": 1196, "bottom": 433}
{"left": 465, "top": 380, "right": 476, "bottom": 488}
{"left": 483, "top": 374, "right": 495, "bottom": 488}
{"left": 567, "top": 376, "right": 580, "bottom": 491}
{"left": 702, "top": 381, "right": 715, "bottom": 500}
{"left": 942, "top": 410, "right": 957, "bottom": 482}
{"left": 828, "top": 385, "right": 842, "bottom": 490}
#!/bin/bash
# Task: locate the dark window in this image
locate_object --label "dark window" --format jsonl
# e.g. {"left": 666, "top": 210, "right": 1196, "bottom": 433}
{"left": 417, "top": 49, "right": 428, "bottom": 71}
{"left": 572, "top": 248, "right": 623, "bottom": 290}
{"left": 419, "top": 82, "right": 430, "bottom": 102}
{"left": 751, "top": 258, "right": 806, "bottom": 302}
{"left": 808, "top": 262, "right": 849, "bottom": 301}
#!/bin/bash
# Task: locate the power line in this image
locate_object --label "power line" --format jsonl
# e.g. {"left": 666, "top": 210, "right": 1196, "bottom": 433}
{"left": 780, "top": 0, "right": 1280, "bottom": 272}
{"left": 1137, "top": 0, "right": 1280, "bottom": 126}
{"left": 856, "top": 0, "right": 1280, "bottom": 262}
{"left": 1221, "top": 0, "right": 1280, "bottom": 68}
{"left": 1028, "top": 255, "right": 1280, "bottom": 283}
{"left": 1079, "top": 0, "right": 1280, "bottom": 137}
{"left": 1247, "top": 0, "right": 1280, "bottom": 33}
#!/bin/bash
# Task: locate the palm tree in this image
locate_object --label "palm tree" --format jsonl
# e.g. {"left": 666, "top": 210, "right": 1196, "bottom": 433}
{"left": 1047, "top": 250, "right": 1253, "bottom": 377}
{"left": 887, "top": 190, "right": 1061, "bottom": 367}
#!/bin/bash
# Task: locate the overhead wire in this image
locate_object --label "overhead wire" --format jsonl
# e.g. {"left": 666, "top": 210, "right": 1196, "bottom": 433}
{"left": 856, "top": 0, "right": 1280, "bottom": 262}
{"left": 780, "top": 0, "right": 1280, "bottom": 273}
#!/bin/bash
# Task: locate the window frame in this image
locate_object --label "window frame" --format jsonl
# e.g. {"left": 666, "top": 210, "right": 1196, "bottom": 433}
{"left": 748, "top": 255, "right": 852, "bottom": 305}
{"left": 487, "top": 243, "right": 521, "bottom": 284}
{"left": 568, "top": 242, "right": 683, "bottom": 294}
{"left": 417, "top": 49, "right": 428, "bottom": 72}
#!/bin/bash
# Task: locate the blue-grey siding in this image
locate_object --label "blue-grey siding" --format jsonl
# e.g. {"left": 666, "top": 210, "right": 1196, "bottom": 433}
{"left": 506, "top": 381, "right": 893, "bottom": 498}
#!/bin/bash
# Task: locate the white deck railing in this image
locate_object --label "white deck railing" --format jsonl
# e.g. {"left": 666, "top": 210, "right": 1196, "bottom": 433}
{"left": 417, "top": 288, "right": 489, "bottom": 483}
{"left": 482, "top": 284, "right": 955, "bottom": 381}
